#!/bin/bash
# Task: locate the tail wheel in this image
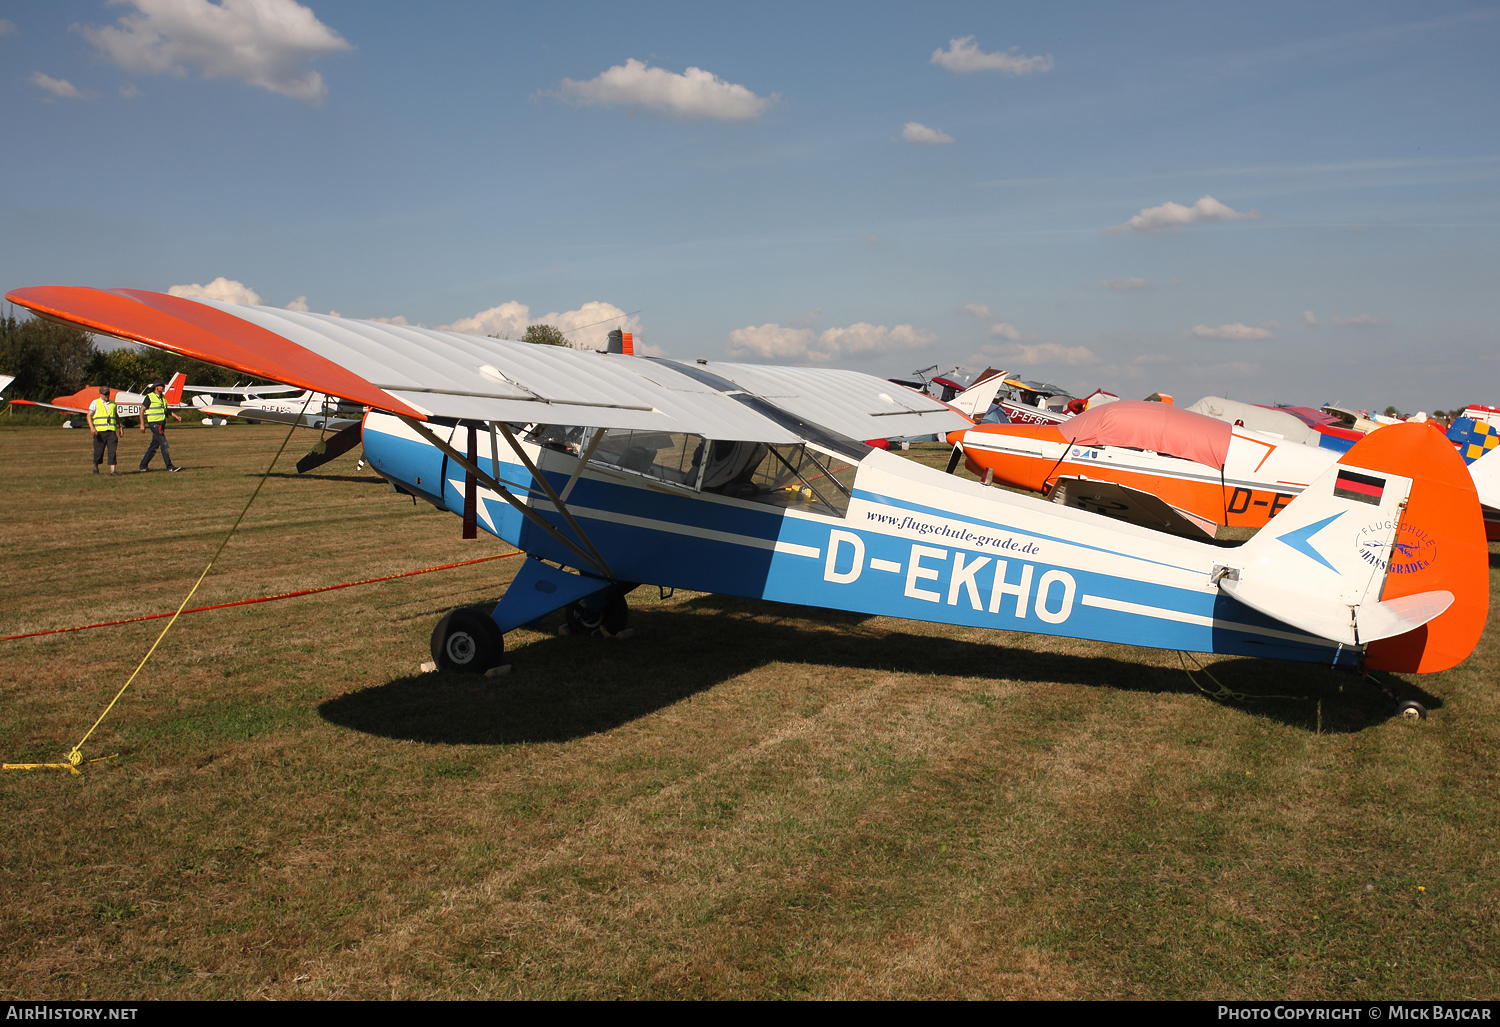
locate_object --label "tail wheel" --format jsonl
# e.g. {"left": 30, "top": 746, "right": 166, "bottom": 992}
{"left": 564, "top": 595, "right": 629, "bottom": 637}
{"left": 430, "top": 607, "right": 505, "bottom": 673}
{"left": 1396, "top": 700, "right": 1428, "bottom": 722}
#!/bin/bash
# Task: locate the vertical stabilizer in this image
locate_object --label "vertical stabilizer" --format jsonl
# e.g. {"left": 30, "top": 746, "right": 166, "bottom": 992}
{"left": 1214, "top": 423, "right": 1486, "bottom": 669}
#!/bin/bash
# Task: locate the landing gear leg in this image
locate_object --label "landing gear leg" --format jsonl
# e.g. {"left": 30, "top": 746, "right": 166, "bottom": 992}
{"left": 1362, "top": 670, "right": 1428, "bottom": 722}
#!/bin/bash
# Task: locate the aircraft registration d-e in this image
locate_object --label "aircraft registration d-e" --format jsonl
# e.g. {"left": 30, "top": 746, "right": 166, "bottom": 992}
{"left": 9, "top": 287, "right": 1489, "bottom": 715}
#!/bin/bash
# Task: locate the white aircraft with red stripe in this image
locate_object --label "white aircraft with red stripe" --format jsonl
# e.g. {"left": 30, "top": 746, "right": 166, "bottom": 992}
{"left": 7, "top": 285, "right": 1488, "bottom": 720}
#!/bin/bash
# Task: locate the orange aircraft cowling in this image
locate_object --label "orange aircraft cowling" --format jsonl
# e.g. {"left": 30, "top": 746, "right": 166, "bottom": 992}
{"left": 954, "top": 424, "right": 1069, "bottom": 491}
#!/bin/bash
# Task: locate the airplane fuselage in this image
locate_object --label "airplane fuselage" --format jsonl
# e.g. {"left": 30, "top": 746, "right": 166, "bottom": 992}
{"left": 361, "top": 412, "right": 1356, "bottom": 667}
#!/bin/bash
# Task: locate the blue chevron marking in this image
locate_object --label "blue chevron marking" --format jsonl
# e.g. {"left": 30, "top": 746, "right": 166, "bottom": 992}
{"left": 1276, "top": 512, "right": 1343, "bottom": 573}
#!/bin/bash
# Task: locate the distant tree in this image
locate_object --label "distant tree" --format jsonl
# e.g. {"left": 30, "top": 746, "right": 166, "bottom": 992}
{"left": 0, "top": 308, "right": 96, "bottom": 400}
{"left": 1383, "top": 405, "right": 1400, "bottom": 418}
{"left": 521, "top": 324, "right": 568, "bottom": 347}
{"left": 0, "top": 305, "right": 277, "bottom": 400}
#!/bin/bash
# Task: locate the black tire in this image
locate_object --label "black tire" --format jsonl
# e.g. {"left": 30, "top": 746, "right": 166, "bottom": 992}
{"left": 430, "top": 607, "right": 505, "bottom": 673}
{"left": 564, "top": 594, "right": 629, "bottom": 637}
{"left": 1396, "top": 700, "right": 1428, "bottom": 722}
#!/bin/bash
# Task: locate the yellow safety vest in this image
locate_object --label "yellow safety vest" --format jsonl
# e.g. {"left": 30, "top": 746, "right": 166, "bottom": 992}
{"left": 90, "top": 398, "right": 118, "bottom": 432}
{"left": 144, "top": 391, "right": 168, "bottom": 424}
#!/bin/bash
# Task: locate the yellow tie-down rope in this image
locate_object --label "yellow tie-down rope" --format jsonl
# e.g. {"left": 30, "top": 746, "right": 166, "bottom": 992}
{"left": 5, "top": 399, "right": 313, "bottom": 776}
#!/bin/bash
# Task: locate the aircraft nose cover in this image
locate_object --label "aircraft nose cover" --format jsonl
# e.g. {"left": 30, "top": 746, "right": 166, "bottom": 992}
{"left": 1063, "top": 400, "right": 1232, "bottom": 469}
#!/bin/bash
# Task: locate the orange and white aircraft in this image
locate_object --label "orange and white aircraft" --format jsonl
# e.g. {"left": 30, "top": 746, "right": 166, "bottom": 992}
{"left": 947, "top": 399, "right": 1359, "bottom": 539}
{"left": 10, "top": 371, "right": 186, "bottom": 421}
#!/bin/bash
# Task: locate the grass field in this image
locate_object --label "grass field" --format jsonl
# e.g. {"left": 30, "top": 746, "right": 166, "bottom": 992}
{"left": 1, "top": 423, "right": 1496, "bottom": 1000}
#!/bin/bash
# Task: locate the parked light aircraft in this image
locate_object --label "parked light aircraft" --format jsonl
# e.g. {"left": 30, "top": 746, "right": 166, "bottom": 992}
{"left": 10, "top": 372, "right": 185, "bottom": 421}
{"left": 7, "top": 287, "right": 1488, "bottom": 712}
{"left": 948, "top": 400, "right": 1357, "bottom": 538}
{"left": 194, "top": 389, "right": 363, "bottom": 432}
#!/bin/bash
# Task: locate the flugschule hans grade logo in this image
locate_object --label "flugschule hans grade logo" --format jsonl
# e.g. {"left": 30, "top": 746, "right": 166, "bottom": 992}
{"left": 1356, "top": 519, "right": 1437, "bottom": 575}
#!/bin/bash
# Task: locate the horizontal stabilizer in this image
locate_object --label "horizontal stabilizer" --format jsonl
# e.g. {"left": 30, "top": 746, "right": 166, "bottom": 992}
{"left": 1221, "top": 579, "right": 1453, "bottom": 646}
{"left": 1049, "top": 477, "right": 1217, "bottom": 540}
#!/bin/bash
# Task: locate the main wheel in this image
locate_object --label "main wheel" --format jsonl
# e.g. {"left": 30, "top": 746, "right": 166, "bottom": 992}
{"left": 1396, "top": 700, "right": 1428, "bottom": 722}
{"left": 564, "top": 594, "right": 630, "bottom": 637}
{"left": 430, "top": 607, "right": 505, "bottom": 673}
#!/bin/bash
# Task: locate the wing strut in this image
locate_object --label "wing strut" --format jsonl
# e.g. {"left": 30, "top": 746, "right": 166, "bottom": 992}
{"left": 397, "top": 416, "right": 614, "bottom": 581}
{"left": 493, "top": 422, "right": 614, "bottom": 579}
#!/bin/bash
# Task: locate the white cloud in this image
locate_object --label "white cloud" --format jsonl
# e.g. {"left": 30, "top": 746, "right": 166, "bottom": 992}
{"left": 902, "top": 121, "right": 953, "bottom": 145}
{"left": 441, "top": 301, "right": 531, "bottom": 339}
{"left": 788, "top": 307, "right": 823, "bottom": 328}
{"left": 538, "top": 302, "right": 642, "bottom": 351}
{"left": 78, "top": 0, "right": 352, "bottom": 104}
{"left": 0, "top": 19, "right": 18, "bottom": 35}
{"left": 285, "top": 295, "right": 309, "bottom": 312}
{"left": 555, "top": 58, "right": 773, "bottom": 121}
{"left": 30, "top": 72, "right": 92, "bottom": 100}
{"left": 1329, "top": 313, "right": 1386, "bottom": 327}
{"left": 368, "top": 315, "right": 409, "bottom": 325}
{"left": 726, "top": 324, "right": 814, "bottom": 360}
{"left": 992, "top": 342, "right": 1098, "bottom": 367}
{"left": 1107, "top": 195, "right": 1260, "bottom": 234}
{"left": 1104, "top": 277, "right": 1153, "bottom": 291}
{"left": 1301, "top": 310, "right": 1318, "bottom": 326}
{"left": 119, "top": 83, "right": 142, "bottom": 98}
{"left": 727, "top": 322, "right": 937, "bottom": 364}
{"left": 168, "top": 277, "right": 262, "bottom": 305}
{"left": 989, "top": 322, "right": 1021, "bottom": 341}
{"left": 1188, "top": 321, "right": 1281, "bottom": 341}
{"left": 440, "top": 299, "right": 641, "bottom": 351}
{"left": 958, "top": 304, "right": 992, "bottom": 319}
{"left": 931, "top": 36, "right": 1053, "bottom": 75}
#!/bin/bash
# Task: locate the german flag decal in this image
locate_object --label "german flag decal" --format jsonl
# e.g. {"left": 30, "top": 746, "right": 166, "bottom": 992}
{"left": 1334, "top": 469, "right": 1386, "bottom": 505}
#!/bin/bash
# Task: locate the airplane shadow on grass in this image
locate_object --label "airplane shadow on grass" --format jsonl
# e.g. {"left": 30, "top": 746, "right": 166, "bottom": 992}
{"left": 258, "top": 472, "right": 390, "bottom": 485}
{"left": 319, "top": 593, "right": 1440, "bottom": 746}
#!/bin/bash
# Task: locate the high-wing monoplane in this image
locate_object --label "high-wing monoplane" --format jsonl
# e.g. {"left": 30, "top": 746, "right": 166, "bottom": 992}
{"left": 8, "top": 286, "right": 1489, "bottom": 714}
{"left": 10, "top": 372, "right": 186, "bottom": 421}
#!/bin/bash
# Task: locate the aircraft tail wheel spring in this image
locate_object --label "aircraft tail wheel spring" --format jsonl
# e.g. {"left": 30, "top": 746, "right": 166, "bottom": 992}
{"left": 1396, "top": 700, "right": 1428, "bottom": 722}
{"left": 430, "top": 607, "right": 505, "bottom": 673}
{"left": 564, "top": 595, "right": 629, "bottom": 637}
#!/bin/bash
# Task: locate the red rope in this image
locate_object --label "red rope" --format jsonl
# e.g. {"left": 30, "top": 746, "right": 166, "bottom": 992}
{"left": 2, "top": 551, "right": 522, "bottom": 642}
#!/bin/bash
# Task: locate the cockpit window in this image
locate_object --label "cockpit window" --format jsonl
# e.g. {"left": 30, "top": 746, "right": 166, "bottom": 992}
{"left": 586, "top": 429, "right": 706, "bottom": 489}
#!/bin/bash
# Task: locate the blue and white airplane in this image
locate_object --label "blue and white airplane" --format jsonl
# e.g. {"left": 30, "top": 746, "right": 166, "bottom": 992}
{"left": 8, "top": 286, "right": 1489, "bottom": 708}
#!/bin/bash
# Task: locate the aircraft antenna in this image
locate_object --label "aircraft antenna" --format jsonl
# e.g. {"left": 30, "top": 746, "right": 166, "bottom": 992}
{"left": 558, "top": 310, "right": 642, "bottom": 336}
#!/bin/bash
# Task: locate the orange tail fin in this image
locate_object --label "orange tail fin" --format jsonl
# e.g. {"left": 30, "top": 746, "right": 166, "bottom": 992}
{"left": 1360, "top": 423, "right": 1489, "bottom": 673}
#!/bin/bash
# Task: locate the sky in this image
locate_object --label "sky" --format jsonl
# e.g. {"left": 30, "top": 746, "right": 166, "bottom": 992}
{"left": 3, "top": 0, "right": 1498, "bottom": 412}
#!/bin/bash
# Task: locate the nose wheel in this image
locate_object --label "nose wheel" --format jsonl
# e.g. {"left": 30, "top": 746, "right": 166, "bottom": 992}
{"left": 430, "top": 607, "right": 506, "bottom": 673}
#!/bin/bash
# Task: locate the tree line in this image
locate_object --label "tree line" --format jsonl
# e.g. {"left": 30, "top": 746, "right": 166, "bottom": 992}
{"left": 0, "top": 308, "right": 269, "bottom": 401}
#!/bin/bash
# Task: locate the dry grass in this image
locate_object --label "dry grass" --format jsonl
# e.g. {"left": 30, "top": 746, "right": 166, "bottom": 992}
{"left": 1, "top": 428, "right": 1497, "bottom": 999}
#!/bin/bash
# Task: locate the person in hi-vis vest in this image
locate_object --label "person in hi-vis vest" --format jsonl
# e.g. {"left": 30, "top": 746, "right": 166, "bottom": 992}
{"left": 88, "top": 385, "right": 120, "bottom": 476}
{"left": 138, "top": 379, "right": 183, "bottom": 472}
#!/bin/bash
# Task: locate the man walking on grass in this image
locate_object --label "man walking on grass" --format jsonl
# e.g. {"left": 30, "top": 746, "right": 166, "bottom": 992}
{"left": 139, "top": 379, "right": 182, "bottom": 472}
{"left": 88, "top": 385, "right": 120, "bottom": 476}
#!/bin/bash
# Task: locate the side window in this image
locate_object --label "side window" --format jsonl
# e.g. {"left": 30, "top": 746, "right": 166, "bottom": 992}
{"left": 701, "top": 441, "right": 855, "bottom": 517}
{"left": 588, "top": 429, "right": 706, "bottom": 488}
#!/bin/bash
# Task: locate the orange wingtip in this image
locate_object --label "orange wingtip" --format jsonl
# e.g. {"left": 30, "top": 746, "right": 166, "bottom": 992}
{"left": 1346, "top": 423, "right": 1490, "bottom": 673}
{"left": 5, "top": 286, "right": 424, "bottom": 420}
